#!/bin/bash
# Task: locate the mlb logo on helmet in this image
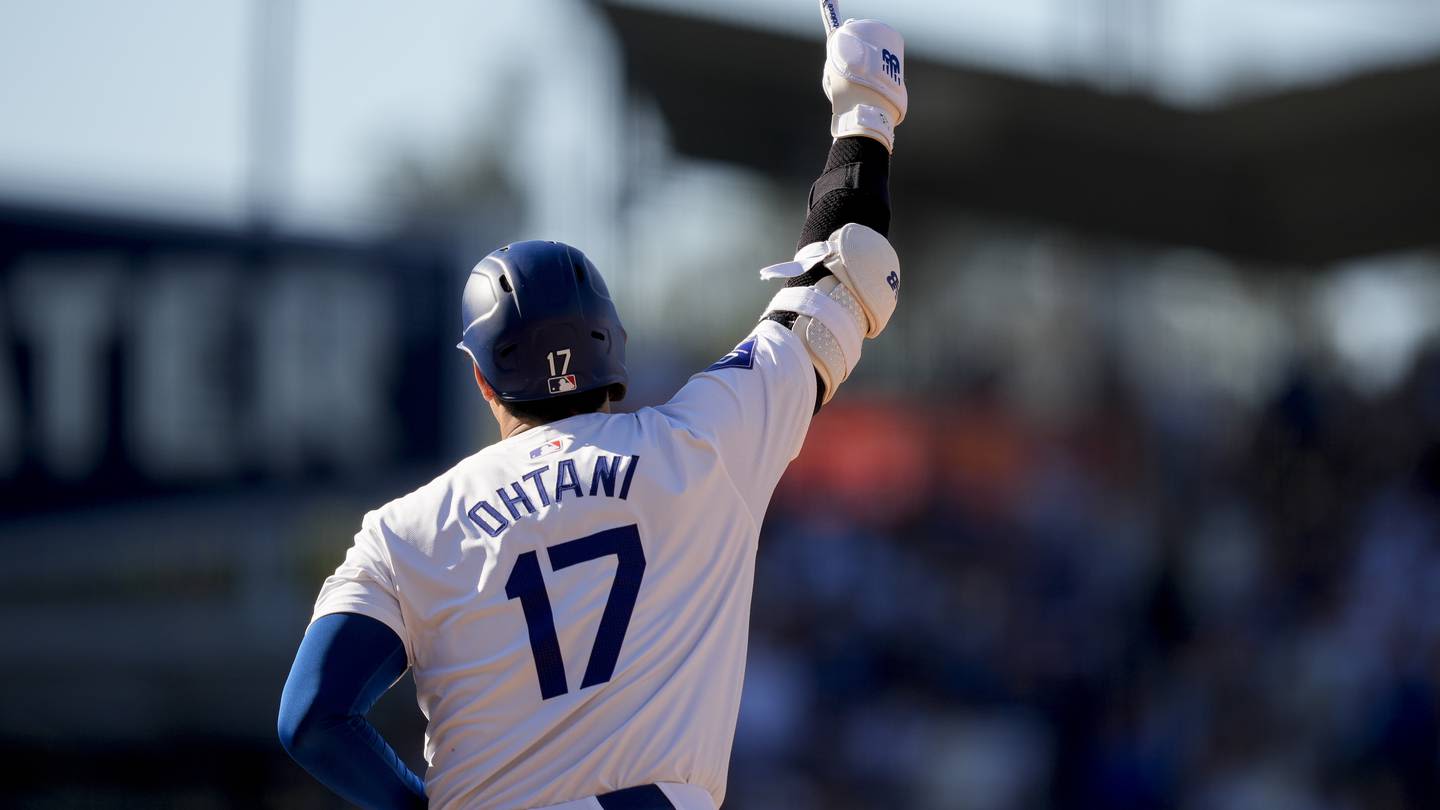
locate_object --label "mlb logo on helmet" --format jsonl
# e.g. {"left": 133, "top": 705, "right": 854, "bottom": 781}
{"left": 548, "top": 375, "right": 578, "bottom": 395}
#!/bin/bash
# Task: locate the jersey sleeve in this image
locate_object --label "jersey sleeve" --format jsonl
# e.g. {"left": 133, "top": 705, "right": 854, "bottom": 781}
{"left": 278, "top": 613, "right": 427, "bottom": 809}
{"left": 656, "top": 319, "right": 817, "bottom": 516}
{"left": 311, "top": 512, "right": 412, "bottom": 664}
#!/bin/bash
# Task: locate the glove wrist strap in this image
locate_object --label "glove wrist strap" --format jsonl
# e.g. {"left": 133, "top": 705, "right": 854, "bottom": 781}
{"left": 831, "top": 105, "right": 895, "bottom": 153}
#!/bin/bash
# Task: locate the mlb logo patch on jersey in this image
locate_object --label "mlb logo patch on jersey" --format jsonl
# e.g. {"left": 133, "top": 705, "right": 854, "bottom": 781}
{"left": 548, "top": 374, "right": 578, "bottom": 394}
{"left": 529, "top": 438, "right": 567, "bottom": 460}
{"left": 706, "top": 337, "right": 757, "bottom": 372}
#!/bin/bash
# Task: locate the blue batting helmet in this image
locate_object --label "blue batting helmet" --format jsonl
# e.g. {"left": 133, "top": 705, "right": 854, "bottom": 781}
{"left": 457, "top": 240, "right": 628, "bottom": 403}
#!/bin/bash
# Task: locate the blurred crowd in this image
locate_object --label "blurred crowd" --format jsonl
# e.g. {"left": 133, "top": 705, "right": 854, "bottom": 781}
{"left": 728, "top": 343, "right": 1440, "bottom": 810}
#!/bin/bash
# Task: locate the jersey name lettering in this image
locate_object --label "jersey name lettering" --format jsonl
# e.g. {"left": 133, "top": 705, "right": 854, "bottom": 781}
{"left": 467, "top": 453, "right": 641, "bottom": 537}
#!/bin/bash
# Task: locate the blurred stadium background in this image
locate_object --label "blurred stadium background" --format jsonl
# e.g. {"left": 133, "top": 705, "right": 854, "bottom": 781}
{"left": 3, "top": 1, "right": 1440, "bottom": 808}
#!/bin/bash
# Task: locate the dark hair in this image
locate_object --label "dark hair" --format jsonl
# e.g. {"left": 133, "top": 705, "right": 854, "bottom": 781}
{"left": 502, "top": 385, "right": 616, "bottom": 425}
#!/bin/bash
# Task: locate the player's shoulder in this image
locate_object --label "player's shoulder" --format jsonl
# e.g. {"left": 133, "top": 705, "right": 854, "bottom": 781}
{"left": 360, "top": 454, "right": 474, "bottom": 543}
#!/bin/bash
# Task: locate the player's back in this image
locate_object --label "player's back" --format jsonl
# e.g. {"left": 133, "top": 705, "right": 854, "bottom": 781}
{"left": 315, "top": 322, "right": 817, "bottom": 810}
{"left": 409, "top": 409, "right": 750, "bottom": 809}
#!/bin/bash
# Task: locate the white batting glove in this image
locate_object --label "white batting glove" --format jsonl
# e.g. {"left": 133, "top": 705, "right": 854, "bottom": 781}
{"left": 824, "top": 19, "right": 907, "bottom": 152}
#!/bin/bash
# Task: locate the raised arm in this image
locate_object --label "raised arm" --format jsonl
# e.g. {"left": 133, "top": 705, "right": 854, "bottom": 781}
{"left": 761, "top": 11, "right": 906, "bottom": 410}
{"left": 657, "top": 11, "right": 907, "bottom": 512}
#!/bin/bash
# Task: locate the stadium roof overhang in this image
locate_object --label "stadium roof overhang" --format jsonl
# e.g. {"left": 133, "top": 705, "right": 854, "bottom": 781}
{"left": 600, "top": 4, "right": 1440, "bottom": 264}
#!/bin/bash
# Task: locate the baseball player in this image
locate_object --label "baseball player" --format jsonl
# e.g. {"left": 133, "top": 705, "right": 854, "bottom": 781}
{"left": 278, "top": 9, "right": 906, "bottom": 809}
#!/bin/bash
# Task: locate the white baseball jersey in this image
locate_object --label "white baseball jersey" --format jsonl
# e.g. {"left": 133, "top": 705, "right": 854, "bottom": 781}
{"left": 311, "top": 320, "right": 816, "bottom": 810}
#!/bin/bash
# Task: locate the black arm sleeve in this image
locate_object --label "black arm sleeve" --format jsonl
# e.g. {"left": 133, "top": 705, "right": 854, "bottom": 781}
{"left": 797, "top": 136, "right": 892, "bottom": 250}
{"left": 768, "top": 136, "right": 893, "bottom": 410}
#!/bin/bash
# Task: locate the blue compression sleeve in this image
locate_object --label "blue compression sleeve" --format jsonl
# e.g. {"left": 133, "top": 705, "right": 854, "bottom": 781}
{"left": 278, "top": 613, "right": 426, "bottom": 809}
